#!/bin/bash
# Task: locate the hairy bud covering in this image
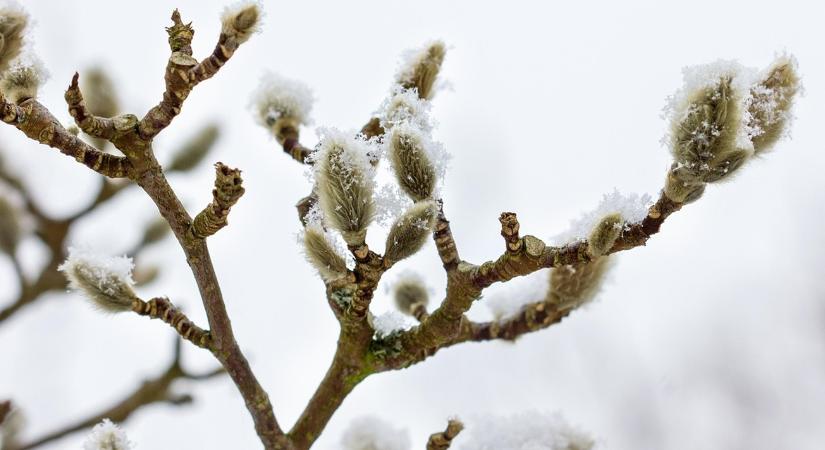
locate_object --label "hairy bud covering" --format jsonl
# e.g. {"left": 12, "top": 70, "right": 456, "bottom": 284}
{"left": 396, "top": 40, "right": 446, "bottom": 100}
{"left": 746, "top": 55, "right": 800, "bottom": 154}
{"left": 0, "top": 6, "right": 27, "bottom": 74}
{"left": 314, "top": 130, "right": 376, "bottom": 245}
{"left": 384, "top": 200, "right": 437, "bottom": 264}
{"left": 303, "top": 226, "right": 349, "bottom": 282}
{"left": 0, "top": 59, "right": 45, "bottom": 104}
{"left": 587, "top": 213, "right": 623, "bottom": 258}
{"left": 221, "top": 1, "right": 261, "bottom": 44}
{"left": 58, "top": 248, "right": 137, "bottom": 313}
{"left": 393, "top": 273, "right": 429, "bottom": 316}
{"left": 388, "top": 125, "right": 437, "bottom": 201}
{"left": 547, "top": 256, "right": 613, "bottom": 313}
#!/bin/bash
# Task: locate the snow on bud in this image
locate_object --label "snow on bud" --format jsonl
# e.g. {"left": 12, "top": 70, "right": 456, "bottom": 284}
{"left": 454, "top": 411, "right": 595, "bottom": 450}
{"left": 251, "top": 71, "right": 314, "bottom": 143}
{"left": 168, "top": 124, "right": 219, "bottom": 172}
{"left": 547, "top": 256, "right": 613, "bottom": 313}
{"left": 587, "top": 213, "right": 622, "bottom": 258}
{"left": 745, "top": 54, "right": 800, "bottom": 154}
{"left": 303, "top": 225, "right": 348, "bottom": 282}
{"left": 388, "top": 124, "right": 437, "bottom": 201}
{"left": 378, "top": 86, "right": 432, "bottom": 132}
{"left": 383, "top": 200, "right": 437, "bottom": 265}
{"left": 0, "top": 195, "right": 20, "bottom": 254}
{"left": 82, "top": 419, "right": 133, "bottom": 450}
{"left": 396, "top": 40, "right": 446, "bottom": 100}
{"left": 313, "top": 128, "right": 377, "bottom": 245}
{"left": 58, "top": 247, "right": 137, "bottom": 313}
{"left": 221, "top": 1, "right": 261, "bottom": 44}
{"left": 0, "top": 57, "right": 46, "bottom": 104}
{"left": 341, "top": 415, "right": 411, "bottom": 450}
{"left": 0, "top": 5, "right": 28, "bottom": 74}
{"left": 80, "top": 67, "right": 119, "bottom": 118}
{"left": 392, "top": 272, "right": 429, "bottom": 317}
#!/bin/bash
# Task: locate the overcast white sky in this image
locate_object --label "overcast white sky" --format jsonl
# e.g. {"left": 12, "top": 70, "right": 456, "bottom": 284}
{"left": 1, "top": 0, "right": 824, "bottom": 449}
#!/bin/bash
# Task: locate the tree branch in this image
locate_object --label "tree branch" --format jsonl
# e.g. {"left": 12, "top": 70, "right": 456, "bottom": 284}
{"left": 427, "top": 418, "right": 464, "bottom": 450}
{"left": 188, "top": 163, "right": 245, "bottom": 240}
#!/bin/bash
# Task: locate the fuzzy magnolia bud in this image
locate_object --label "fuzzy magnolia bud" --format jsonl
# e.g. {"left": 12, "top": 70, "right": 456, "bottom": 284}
{"left": 0, "top": 6, "right": 27, "bottom": 74}
{"left": 670, "top": 75, "right": 748, "bottom": 186}
{"left": 168, "top": 124, "right": 219, "bottom": 172}
{"left": 303, "top": 226, "right": 348, "bottom": 282}
{"left": 663, "top": 165, "right": 706, "bottom": 204}
{"left": 384, "top": 200, "right": 437, "bottom": 265}
{"left": 58, "top": 248, "right": 137, "bottom": 313}
{"left": 388, "top": 125, "right": 437, "bottom": 201}
{"left": 397, "top": 40, "right": 446, "bottom": 100}
{"left": 251, "top": 72, "right": 313, "bottom": 143}
{"left": 746, "top": 56, "right": 800, "bottom": 154}
{"left": 547, "top": 256, "right": 612, "bottom": 313}
{"left": 393, "top": 273, "right": 429, "bottom": 317}
{"left": 587, "top": 213, "right": 623, "bottom": 258}
{"left": 379, "top": 87, "right": 432, "bottom": 132}
{"left": 0, "top": 59, "right": 46, "bottom": 104}
{"left": 314, "top": 130, "right": 376, "bottom": 245}
{"left": 80, "top": 67, "right": 119, "bottom": 118}
{"left": 0, "top": 196, "right": 20, "bottom": 254}
{"left": 221, "top": 1, "right": 261, "bottom": 44}
{"left": 83, "top": 419, "right": 133, "bottom": 450}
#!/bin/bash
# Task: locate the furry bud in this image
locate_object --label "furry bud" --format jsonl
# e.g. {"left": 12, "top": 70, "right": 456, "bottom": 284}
{"left": 0, "top": 59, "right": 46, "bottom": 104}
{"left": 388, "top": 125, "right": 437, "bottom": 201}
{"left": 251, "top": 72, "right": 314, "bottom": 143}
{"left": 384, "top": 200, "right": 437, "bottom": 265}
{"left": 746, "top": 55, "right": 800, "bottom": 154}
{"left": 314, "top": 130, "right": 376, "bottom": 245}
{"left": 663, "top": 168, "right": 705, "bottom": 204}
{"left": 547, "top": 256, "right": 613, "bottom": 313}
{"left": 0, "top": 195, "right": 20, "bottom": 254}
{"left": 168, "top": 124, "right": 219, "bottom": 172}
{"left": 393, "top": 273, "right": 429, "bottom": 317}
{"left": 303, "top": 226, "right": 348, "bottom": 282}
{"left": 58, "top": 248, "right": 137, "bottom": 313}
{"left": 0, "top": 6, "right": 27, "bottom": 74}
{"left": 83, "top": 419, "right": 133, "bottom": 450}
{"left": 587, "top": 213, "right": 622, "bottom": 258}
{"left": 397, "top": 40, "right": 446, "bottom": 100}
{"left": 221, "top": 1, "right": 261, "bottom": 44}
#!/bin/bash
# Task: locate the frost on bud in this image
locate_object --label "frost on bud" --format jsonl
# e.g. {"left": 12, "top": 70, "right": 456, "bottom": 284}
{"left": 378, "top": 87, "right": 432, "bottom": 132}
{"left": 587, "top": 213, "right": 622, "bottom": 258}
{"left": 0, "top": 195, "right": 20, "bottom": 254}
{"left": 341, "top": 415, "right": 410, "bottom": 450}
{"left": 251, "top": 71, "right": 314, "bottom": 143}
{"left": 58, "top": 247, "right": 137, "bottom": 313}
{"left": 547, "top": 256, "right": 612, "bottom": 313}
{"left": 746, "top": 55, "right": 800, "bottom": 154}
{"left": 313, "top": 129, "right": 376, "bottom": 245}
{"left": 392, "top": 272, "right": 429, "bottom": 317}
{"left": 0, "top": 58, "right": 46, "bottom": 104}
{"left": 388, "top": 125, "right": 437, "bottom": 201}
{"left": 0, "top": 5, "right": 27, "bottom": 74}
{"left": 303, "top": 226, "right": 348, "bottom": 282}
{"left": 168, "top": 124, "right": 219, "bottom": 172}
{"left": 396, "top": 40, "right": 446, "bottom": 100}
{"left": 669, "top": 73, "right": 748, "bottom": 186}
{"left": 221, "top": 1, "right": 261, "bottom": 44}
{"left": 80, "top": 67, "right": 119, "bottom": 118}
{"left": 384, "top": 200, "right": 437, "bottom": 265}
{"left": 82, "top": 419, "right": 133, "bottom": 450}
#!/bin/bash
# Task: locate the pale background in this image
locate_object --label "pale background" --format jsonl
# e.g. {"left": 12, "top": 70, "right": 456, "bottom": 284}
{"left": 1, "top": 0, "right": 824, "bottom": 448}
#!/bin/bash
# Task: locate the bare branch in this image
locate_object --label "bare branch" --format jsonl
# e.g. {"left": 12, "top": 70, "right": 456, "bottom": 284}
{"left": 427, "top": 418, "right": 464, "bottom": 450}
{"left": 188, "top": 163, "right": 245, "bottom": 240}
{"left": 65, "top": 72, "right": 117, "bottom": 140}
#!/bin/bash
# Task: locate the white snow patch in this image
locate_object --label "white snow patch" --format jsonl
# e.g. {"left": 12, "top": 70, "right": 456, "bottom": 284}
{"left": 340, "top": 415, "right": 410, "bottom": 450}
{"left": 453, "top": 411, "right": 596, "bottom": 450}
{"left": 484, "top": 269, "right": 550, "bottom": 320}
{"left": 551, "top": 190, "right": 652, "bottom": 246}
{"left": 83, "top": 419, "right": 133, "bottom": 450}
{"left": 250, "top": 71, "right": 314, "bottom": 126}
{"left": 58, "top": 247, "right": 135, "bottom": 295}
{"left": 372, "top": 310, "right": 416, "bottom": 338}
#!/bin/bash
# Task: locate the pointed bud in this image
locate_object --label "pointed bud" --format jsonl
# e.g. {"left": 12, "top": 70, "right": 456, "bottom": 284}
{"left": 378, "top": 87, "right": 432, "bottom": 132}
{"left": 0, "top": 196, "right": 20, "bottom": 254}
{"left": 0, "top": 58, "right": 46, "bottom": 104}
{"left": 396, "top": 40, "right": 446, "bottom": 100}
{"left": 168, "top": 124, "right": 219, "bottom": 172}
{"left": 587, "top": 213, "right": 622, "bottom": 258}
{"left": 83, "top": 419, "right": 133, "bottom": 450}
{"left": 80, "top": 67, "right": 119, "bottom": 118}
{"left": 384, "top": 200, "right": 437, "bottom": 265}
{"left": 313, "top": 129, "right": 376, "bottom": 245}
{"left": 58, "top": 248, "right": 137, "bottom": 313}
{"left": 303, "top": 226, "right": 348, "bottom": 282}
{"left": 663, "top": 167, "right": 705, "bottom": 204}
{"left": 547, "top": 257, "right": 613, "bottom": 313}
{"left": 0, "top": 6, "right": 28, "bottom": 74}
{"left": 221, "top": 1, "right": 261, "bottom": 44}
{"left": 388, "top": 125, "right": 437, "bottom": 201}
{"left": 392, "top": 273, "right": 429, "bottom": 317}
{"left": 746, "top": 55, "right": 800, "bottom": 154}
{"left": 668, "top": 69, "right": 749, "bottom": 185}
